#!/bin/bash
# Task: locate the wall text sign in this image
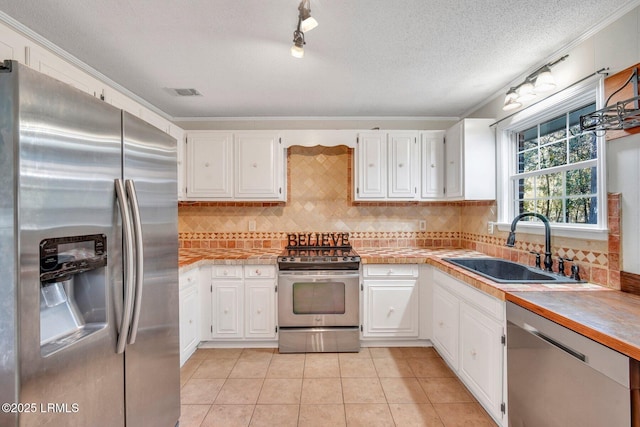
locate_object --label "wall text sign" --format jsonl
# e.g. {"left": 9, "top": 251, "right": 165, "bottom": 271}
{"left": 286, "top": 232, "right": 351, "bottom": 249}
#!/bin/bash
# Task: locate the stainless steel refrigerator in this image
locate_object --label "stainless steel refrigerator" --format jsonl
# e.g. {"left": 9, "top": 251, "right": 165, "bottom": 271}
{"left": 0, "top": 60, "right": 180, "bottom": 427}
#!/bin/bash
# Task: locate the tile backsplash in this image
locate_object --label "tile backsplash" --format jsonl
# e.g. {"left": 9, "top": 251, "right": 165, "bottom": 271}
{"left": 179, "top": 146, "right": 621, "bottom": 289}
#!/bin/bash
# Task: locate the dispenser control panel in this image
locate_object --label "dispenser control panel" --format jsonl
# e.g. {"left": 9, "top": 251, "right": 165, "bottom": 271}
{"left": 40, "top": 234, "right": 107, "bottom": 282}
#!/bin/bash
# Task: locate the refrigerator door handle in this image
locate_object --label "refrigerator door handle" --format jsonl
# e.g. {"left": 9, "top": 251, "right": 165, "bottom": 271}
{"left": 126, "top": 179, "right": 144, "bottom": 345}
{"left": 115, "top": 179, "right": 136, "bottom": 354}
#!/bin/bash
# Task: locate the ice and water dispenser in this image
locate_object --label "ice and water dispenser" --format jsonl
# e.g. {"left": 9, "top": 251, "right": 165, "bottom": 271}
{"left": 39, "top": 234, "right": 108, "bottom": 356}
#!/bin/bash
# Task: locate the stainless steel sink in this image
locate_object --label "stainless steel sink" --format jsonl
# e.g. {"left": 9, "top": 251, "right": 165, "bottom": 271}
{"left": 443, "top": 257, "right": 584, "bottom": 284}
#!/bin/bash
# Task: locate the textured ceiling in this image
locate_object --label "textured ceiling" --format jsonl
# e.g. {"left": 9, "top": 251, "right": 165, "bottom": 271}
{"left": 0, "top": 0, "right": 636, "bottom": 119}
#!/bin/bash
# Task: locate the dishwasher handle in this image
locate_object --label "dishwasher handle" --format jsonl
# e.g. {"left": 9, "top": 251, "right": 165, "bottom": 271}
{"left": 523, "top": 323, "right": 587, "bottom": 362}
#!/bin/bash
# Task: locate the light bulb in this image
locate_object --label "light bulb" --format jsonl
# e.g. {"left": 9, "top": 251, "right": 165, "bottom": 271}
{"left": 301, "top": 16, "right": 318, "bottom": 32}
{"left": 534, "top": 68, "right": 556, "bottom": 92}
{"left": 291, "top": 44, "right": 304, "bottom": 58}
{"left": 516, "top": 81, "right": 536, "bottom": 102}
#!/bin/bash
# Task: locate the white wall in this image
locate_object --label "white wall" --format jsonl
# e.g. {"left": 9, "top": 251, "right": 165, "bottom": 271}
{"left": 467, "top": 7, "right": 640, "bottom": 273}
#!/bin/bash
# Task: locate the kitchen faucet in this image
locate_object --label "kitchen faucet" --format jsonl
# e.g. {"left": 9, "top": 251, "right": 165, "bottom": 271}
{"left": 505, "top": 212, "right": 553, "bottom": 272}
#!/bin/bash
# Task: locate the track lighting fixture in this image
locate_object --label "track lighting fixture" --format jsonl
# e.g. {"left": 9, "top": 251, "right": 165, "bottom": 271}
{"left": 502, "top": 55, "right": 568, "bottom": 111}
{"left": 291, "top": 0, "right": 317, "bottom": 58}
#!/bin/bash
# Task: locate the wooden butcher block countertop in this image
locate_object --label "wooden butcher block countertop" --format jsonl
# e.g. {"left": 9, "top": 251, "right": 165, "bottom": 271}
{"left": 507, "top": 290, "right": 640, "bottom": 361}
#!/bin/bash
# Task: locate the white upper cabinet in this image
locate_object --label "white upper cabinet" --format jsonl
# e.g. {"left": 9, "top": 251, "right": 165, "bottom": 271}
{"left": 356, "top": 132, "right": 387, "bottom": 199}
{"left": 186, "top": 132, "right": 234, "bottom": 199}
{"left": 421, "top": 130, "right": 445, "bottom": 199}
{"left": 29, "top": 45, "right": 104, "bottom": 98}
{"left": 355, "top": 131, "right": 418, "bottom": 201}
{"left": 0, "top": 21, "right": 28, "bottom": 64}
{"left": 388, "top": 132, "right": 419, "bottom": 199}
{"left": 235, "top": 132, "right": 284, "bottom": 200}
{"left": 444, "top": 119, "right": 495, "bottom": 200}
{"left": 184, "top": 131, "right": 286, "bottom": 201}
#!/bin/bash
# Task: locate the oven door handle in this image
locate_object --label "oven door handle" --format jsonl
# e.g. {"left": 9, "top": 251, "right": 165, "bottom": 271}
{"left": 278, "top": 271, "right": 360, "bottom": 280}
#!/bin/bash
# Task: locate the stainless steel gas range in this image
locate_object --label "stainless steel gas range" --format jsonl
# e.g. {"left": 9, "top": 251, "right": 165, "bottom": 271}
{"left": 277, "top": 233, "right": 360, "bottom": 353}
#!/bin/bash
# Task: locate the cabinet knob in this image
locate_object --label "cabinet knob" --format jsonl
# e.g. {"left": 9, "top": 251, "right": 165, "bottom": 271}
{"left": 223, "top": 270, "right": 228, "bottom": 276}
{"left": 389, "top": 307, "right": 395, "bottom": 313}
{"left": 387, "top": 269, "right": 393, "bottom": 275}
{"left": 255, "top": 269, "right": 262, "bottom": 276}
{"left": 449, "top": 161, "right": 454, "bottom": 165}
{"left": 224, "top": 308, "right": 228, "bottom": 314}
{"left": 315, "top": 317, "right": 322, "bottom": 322}
{"left": 368, "top": 163, "right": 374, "bottom": 167}
{"left": 398, "top": 163, "right": 404, "bottom": 168}
{"left": 438, "top": 321, "right": 444, "bottom": 327}
{"left": 204, "top": 162, "right": 210, "bottom": 167}
{"left": 189, "top": 319, "right": 193, "bottom": 324}
{"left": 257, "top": 309, "right": 262, "bottom": 314}
{"left": 252, "top": 162, "right": 258, "bottom": 168}
{"left": 187, "top": 277, "right": 193, "bottom": 283}
{"left": 430, "top": 164, "right": 435, "bottom": 168}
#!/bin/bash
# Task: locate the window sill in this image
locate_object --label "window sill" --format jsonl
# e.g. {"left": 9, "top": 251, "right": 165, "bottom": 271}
{"left": 495, "top": 222, "right": 609, "bottom": 241}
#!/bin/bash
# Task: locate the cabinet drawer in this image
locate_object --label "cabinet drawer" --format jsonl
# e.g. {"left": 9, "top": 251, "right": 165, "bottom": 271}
{"left": 364, "top": 264, "right": 418, "bottom": 278}
{"left": 433, "top": 269, "right": 503, "bottom": 321}
{"left": 212, "top": 265, "right": 243, "bottom": 278}
{"left": 179, "top": 268, "right": 199, "bottom": 289}
{"left": 244, "top": 265, "right": 276, "bottom": 278}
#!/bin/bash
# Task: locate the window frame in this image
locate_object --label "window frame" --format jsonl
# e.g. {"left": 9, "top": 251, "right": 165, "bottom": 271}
{"left": 495, "top": 78, "right": 608, "bottom": 240}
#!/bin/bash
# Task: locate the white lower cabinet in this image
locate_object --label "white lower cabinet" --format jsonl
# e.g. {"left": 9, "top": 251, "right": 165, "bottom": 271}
{"left": 179, "top": 268, "right": 200, "bottom": 366}
{"left": 432, "top": 283, "right": 459, "bottom": 369}
{"left": 432, "top": 269, "right": 506, "bottom": 425}
{"left": 459, "top": 302, "right": 504, "bottom": 418}
{"left": 209, "top": 265, "right": 277, "bottom": 342}
{"left": 362, "top": 265, "right": 419, "bottom": 338}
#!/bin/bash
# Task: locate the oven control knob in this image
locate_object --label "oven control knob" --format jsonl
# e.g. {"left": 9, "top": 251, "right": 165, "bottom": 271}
{"left": 343, "top": 257, "right": 348, "bottom": 261}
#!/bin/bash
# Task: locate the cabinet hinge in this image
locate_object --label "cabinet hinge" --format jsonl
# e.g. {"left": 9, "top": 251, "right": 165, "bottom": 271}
{"left": 501, "top": 402, "right": 506, "bottom": 414}
{"left": 443, "top": 137, "right": 446, "bottom": 144}
{"left": 275, "top": 285, "right": 278, "bottom": 292}
{"left": 275, "top": 326, "right": 278, "bottom": 333}
{"left": 356, "top": 137, "right": 359, "bottom": 144}
{"left": 360, "top": 283, "right": 363, "bottom": 291}
{"left": 414, "top": 187, "right": 417, "bottom": 194}
{"left": 210, "top": 325, "right": 213, "bottom": 333}
{"left": 501, "top": 334, "right": 506, "bottom": 345}
{"left": 279, "top": 137, "right": 282, "bottom": 144}
{"left": 279, "top": 187, "right": 282, "bottom": 194}
{"left": 356, "top": 187, "right": 359, "bottom": 195}
{"left": 210, "top": 285, "right": 213, "bottom": 293}
{"left": 443, "top": 187, "right": 446, "bottom": 195}
{"left": 360, "top": 325, "right": 363, "bottom": 332}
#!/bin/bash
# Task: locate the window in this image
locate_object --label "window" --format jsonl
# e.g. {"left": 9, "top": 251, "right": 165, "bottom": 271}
{"left": 514, "top": 103, "right": 597, "bottom": 224}
{"left": 497, "top": 81, "right": 607, "bottom": 237}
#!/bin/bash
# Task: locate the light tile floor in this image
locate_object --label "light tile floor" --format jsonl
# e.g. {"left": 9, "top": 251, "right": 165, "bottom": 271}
{"left": 180, "top": 347, "right": 497, "bottom": 426}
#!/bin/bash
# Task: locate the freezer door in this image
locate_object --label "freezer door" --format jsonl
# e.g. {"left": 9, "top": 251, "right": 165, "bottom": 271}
{"left": 122, "top": 112, "right": 180, "bottom": 426}
{"left": 2, "top": 62, "right": 125, "bottom": 427}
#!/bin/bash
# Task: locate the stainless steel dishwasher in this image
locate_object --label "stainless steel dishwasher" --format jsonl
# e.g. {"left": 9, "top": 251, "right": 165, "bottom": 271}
{"left": 506, "top": 302, "right": 631, "bottom": 427}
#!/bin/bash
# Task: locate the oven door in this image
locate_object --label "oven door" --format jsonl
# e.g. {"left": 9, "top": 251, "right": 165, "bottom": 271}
{"left": 278, "top": 270, "right": 359, "bottom": 327}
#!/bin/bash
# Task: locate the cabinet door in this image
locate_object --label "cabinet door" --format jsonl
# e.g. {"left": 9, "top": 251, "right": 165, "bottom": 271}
{"left": 245, "top": 279, "right": 276, "bottom": 339}
{"left": 459, "top": 302, "right": 504, "bottom": 421}
{"left": 356, "top": 132, "right": 387, "bottom": 199}
{"left": 186, "top": 132, "right": 233, "bottom": 199}
{"left": 179, "top": 284, "right": 199, "bottom": 365}
{"left": 235, "top": 132, "right": 283, "bottom": 200}
{"left": 29, "top": 45, "right": 103, "bottom": 97}
{"left": 432, "top": 283, "right": 459, "bottom": 369}
{"left": 363, "top": 281, "right": 418, "bottom": 337}
{"left": 0, "top": 22, "right": 28, "bottom": 64}
{"left": 444, "top": 121, "right": 463, "bottom": 198}
{"left": 421, "top": 131, "right": 445, "bottom": 198}
{"left": 211, "top": 280, "right": 243, "bottom": 338}
{"left": 388, "top": 132, "right": 418, "bottom": 199}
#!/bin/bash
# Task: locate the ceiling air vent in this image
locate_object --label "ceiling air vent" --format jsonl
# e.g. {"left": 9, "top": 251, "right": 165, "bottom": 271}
{"left": 169, "top": 88, "right": 202, "bottom": 97}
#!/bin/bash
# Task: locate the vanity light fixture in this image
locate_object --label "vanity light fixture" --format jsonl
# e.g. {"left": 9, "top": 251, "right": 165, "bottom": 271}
{"left": 502, "top": 55, "right": 568, "bottom": 111}
{"left": 291, "top": 0, "right": 318, "bottom": 58}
